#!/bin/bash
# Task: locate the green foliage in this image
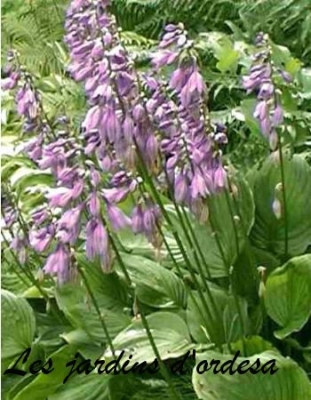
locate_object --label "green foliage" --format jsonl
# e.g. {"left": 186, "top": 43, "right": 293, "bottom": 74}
{"left": 192, "top": 349, "right": 311, "bottom": 399}
{"left": 250, "top": 153, "right": 311, "bottom": 256}
{"left": 112, "top": 0, "right": 311, "bottom": 65}
{"left": 1, "top": 290, "right": 36, "bottom": 362}
{"left": 1, "top": 0, "right": 68, "bottom": 75}
{"left": 265, "top": 255, "right": 311, "bottom": 339}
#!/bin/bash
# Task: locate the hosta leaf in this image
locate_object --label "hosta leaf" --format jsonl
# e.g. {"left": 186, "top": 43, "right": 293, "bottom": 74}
{"left": 166, "top": 177, "right": 254, "bottom": 278}
{"left": 216, "top": 46, "right": 239, "bottom": 73}
{"left": 250, "top": 154, "right": 311, "bottom": 256}
{"left": 231, "top": 336, "right": 274, "bottom": 356}
{"left": 192, "top": 350, "right": 311, "bottom": 400}
{"left": 49, "top": 374, "right": 110, "bottom": 400}
{"left": 186, "top": 288, "right": 251, "bottom": 345}
{"left": 55, "top": 283, "right": 131, "bottom": 346}
{"left": 76, "top": 254, "right": 129, "bottom": 312}
{"left": 13, "top": 346, "right": 77, "bottom": 400}
{"left": 118, "top": 253, "right": 187, "bottom": 309}
{"left": 1, "top": 289, "right": 36, "bottom": 360}
{"left": 265, "top": 254, "right": 311, "bottom": 339}
{"left": 105, "top": 312, "right": 193, "bottom": 364}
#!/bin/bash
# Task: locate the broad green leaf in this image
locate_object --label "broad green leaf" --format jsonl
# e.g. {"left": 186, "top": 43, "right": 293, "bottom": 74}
{"left": 232, "top": 245, "right": 279, "bottom": 304}
{"left": 1, "top": 290, "right": 36, "bottom": 360}
{"left": 265, "top": 255, "right": 311, "bottom": 339}
{"left": 192, "top": 350, "right": 311, "bottom": 400}
{"left": 118, "top": 253, "right": 187, "bottom": 309}
{"left": 77, "top": 254, "right": 129, "bottom": 312}
{"left": 186, "top": 288, "right": 251, "bottom": 345}
{"left": 166, "top": 177, "right": 254, "bottom": 278}
{"left": 105, "top": 312, "right": 193, "bottom": 364}
{"left": 231, "top": 336, "right": 274, "bottom": 356}
{"left": 299, "top": 68, "right": 311, "bottom": 100}
{"left": 1, "top": 158, "right": 34, "bottom": 182}
{"left": 284, "top": 57, "right": 302, "bottom": 76}
{"left": 216, "top": 47, "right": 239, "bottom": 73}
{"left": 13, "top": 346, "right": 77, "bottom": 400}
{"left": 49, "top": 373, "right": 110, "bottom": 400}
{"left": 55, "top": 284, "right": 131, "bottom": 346}
{"left": 239, "top": 99, "right": 262, "bottom": 136}
{"left": 250, "top": 154, "right": 311, "bottom": 256}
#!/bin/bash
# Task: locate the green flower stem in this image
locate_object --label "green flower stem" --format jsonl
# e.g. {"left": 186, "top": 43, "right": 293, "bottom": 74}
{"left": 180, "top": 205, "right": 215, "bottom": 279}
{"left": 135, "top": 150, "right": 224, "bottom": 349}
{"left": 162, "top": 171, "right": 225, "bottom": 343}
{"left": 76, "top": 263, "right": 116, "bottom": 359}
{"left": 277, "top": 136, "right": 289, "bottom": 258}
{"left": 136, "top": 298, "right": 183, "bottom": 400}
{"left": 206, "top": 196, "right": 247, "bottom": 352}
{"left": 226, "top": 175, "right": 260, "bottom": 295}
{"left": 102, "top": 217, "right": 133, "bottom": 287}
{"left": 137, "top": 183, "right": 222, "bottom": 351}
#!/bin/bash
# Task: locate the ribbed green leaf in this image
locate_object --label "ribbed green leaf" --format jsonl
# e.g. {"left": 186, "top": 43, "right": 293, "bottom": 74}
{"left": 119, "top": 254, "right": 187, "bottom": 309}
{"left": 1, "top": 290, "right": 36, "bottom": 360}
{"left": 250, "top": 154, "right": 311, "bottom": 256}
{"left": 105, "top": 312, "right": 193, "bottom": 364}
{"left": 192, "top": 350, "right": 311, "bottom": 400}
{"left": 265, "top": 254, "right": 311, "bottom": 339}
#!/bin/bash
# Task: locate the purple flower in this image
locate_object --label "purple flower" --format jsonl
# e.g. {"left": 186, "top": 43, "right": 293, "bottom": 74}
{"left": 83, "top": 105, "right": 102, "bottom": 132}
{"left": 280, "top": 70, "right": 292, "bottom": 83}
{"left": 187, "top": 69, "right": 206, "bottom": 95}
{"left": 56, "top": 205, "right": 83, "bottom": 245}
{"left": 169, "top": 67, "right": 190, "bottom": 92}
{"left": 131, "top": 204, "right": 145, "bottom": 234}
{"left": 213, "top": 165, "right": 227, "bottom": 189}
{"left": 254, "top": 100, "right": 269, "bottom": 121}
{"left": 1, "top": 74, "right": 19, "bottom": 90}
{"left": 101, "top": 105, "right": 121, "bottom": 142}
{"left": 272, "top": 104, "right": 283, "bottom": 126}
{"left": 10, "top": 235, "right": 28, "bottom": 264}
{"left": 152, "top": 50, "right": 177, "bottom": 68}
{"left": 242, "top": 34, "right": 284, "bottom": 150}
{"left": 88, "top": 191, "right": 101, "bottom": 216}
{"left": 258, "top": 82, "right": 274, "bottom": 100}
{"left": 174, "top": 173, "right": 189, "bottom": 203}
{"left": 106, "top": 203, "right": 130, "bottom": 230}
{"left": 43, "top": 243, "right": 71, "bottom": 284}
{"left": 30, "top": 226, "right": 54, "bottom": 252}
{"left": 46, "top": 187, "right": 73, "bottom": 208}
{"left": 86, "top": 218, "right": 111, "bottom": 271}
{"left": 191, "top": 170, "right": 209, "bottom": 198}
{"left": 16, "top": 85, "right": 39, "bottom": 119}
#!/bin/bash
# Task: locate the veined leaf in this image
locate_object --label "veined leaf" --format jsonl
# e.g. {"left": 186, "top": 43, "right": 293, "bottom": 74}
{"left": 1, "top": 289, "right": 36, "bottom": 360}
{"left": 104, "top": 311, "right": 193, "bottom": 365}
{"left": 192, "top": 350, "right": 311, "bottom": 400}
{"left": 265, "top": 254, "right": 311, "bottom": 339}
{"left": 250, "top": 154, "right": 311, "bottom": 256}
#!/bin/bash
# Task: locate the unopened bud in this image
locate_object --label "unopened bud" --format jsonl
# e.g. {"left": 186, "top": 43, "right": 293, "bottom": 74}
{"left": 257, "top": 266, "right": 266, "bottom": 277}
{"left": 230, "top": 184, "right": 239, "bottom": 198}
{"left": 272, "top": 198, "right": 282, "bottom": 219}
{"left": 233, "top": 215, "right": 240, "bottom": 224}
{"left": 199, "top": 204, "right": 209, "bottom": 224}
{"left": 37, "top": 269, "right": 45, "bottom": 283}
{"left": 259, "top": 280, "right": 266, "bottom": 298}
{"left": 275, "top": 182, "right": 283, "bottom": 193}
{"left": 269, "top": 130, "right": 278, "bottom": 151}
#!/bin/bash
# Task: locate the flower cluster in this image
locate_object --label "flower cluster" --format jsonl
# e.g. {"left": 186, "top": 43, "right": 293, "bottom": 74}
{"left": 2, "top": 0, "right": 228, "bottom": 284}
{"left": 242, "top": 32, "right": 292, "bottom": 150}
